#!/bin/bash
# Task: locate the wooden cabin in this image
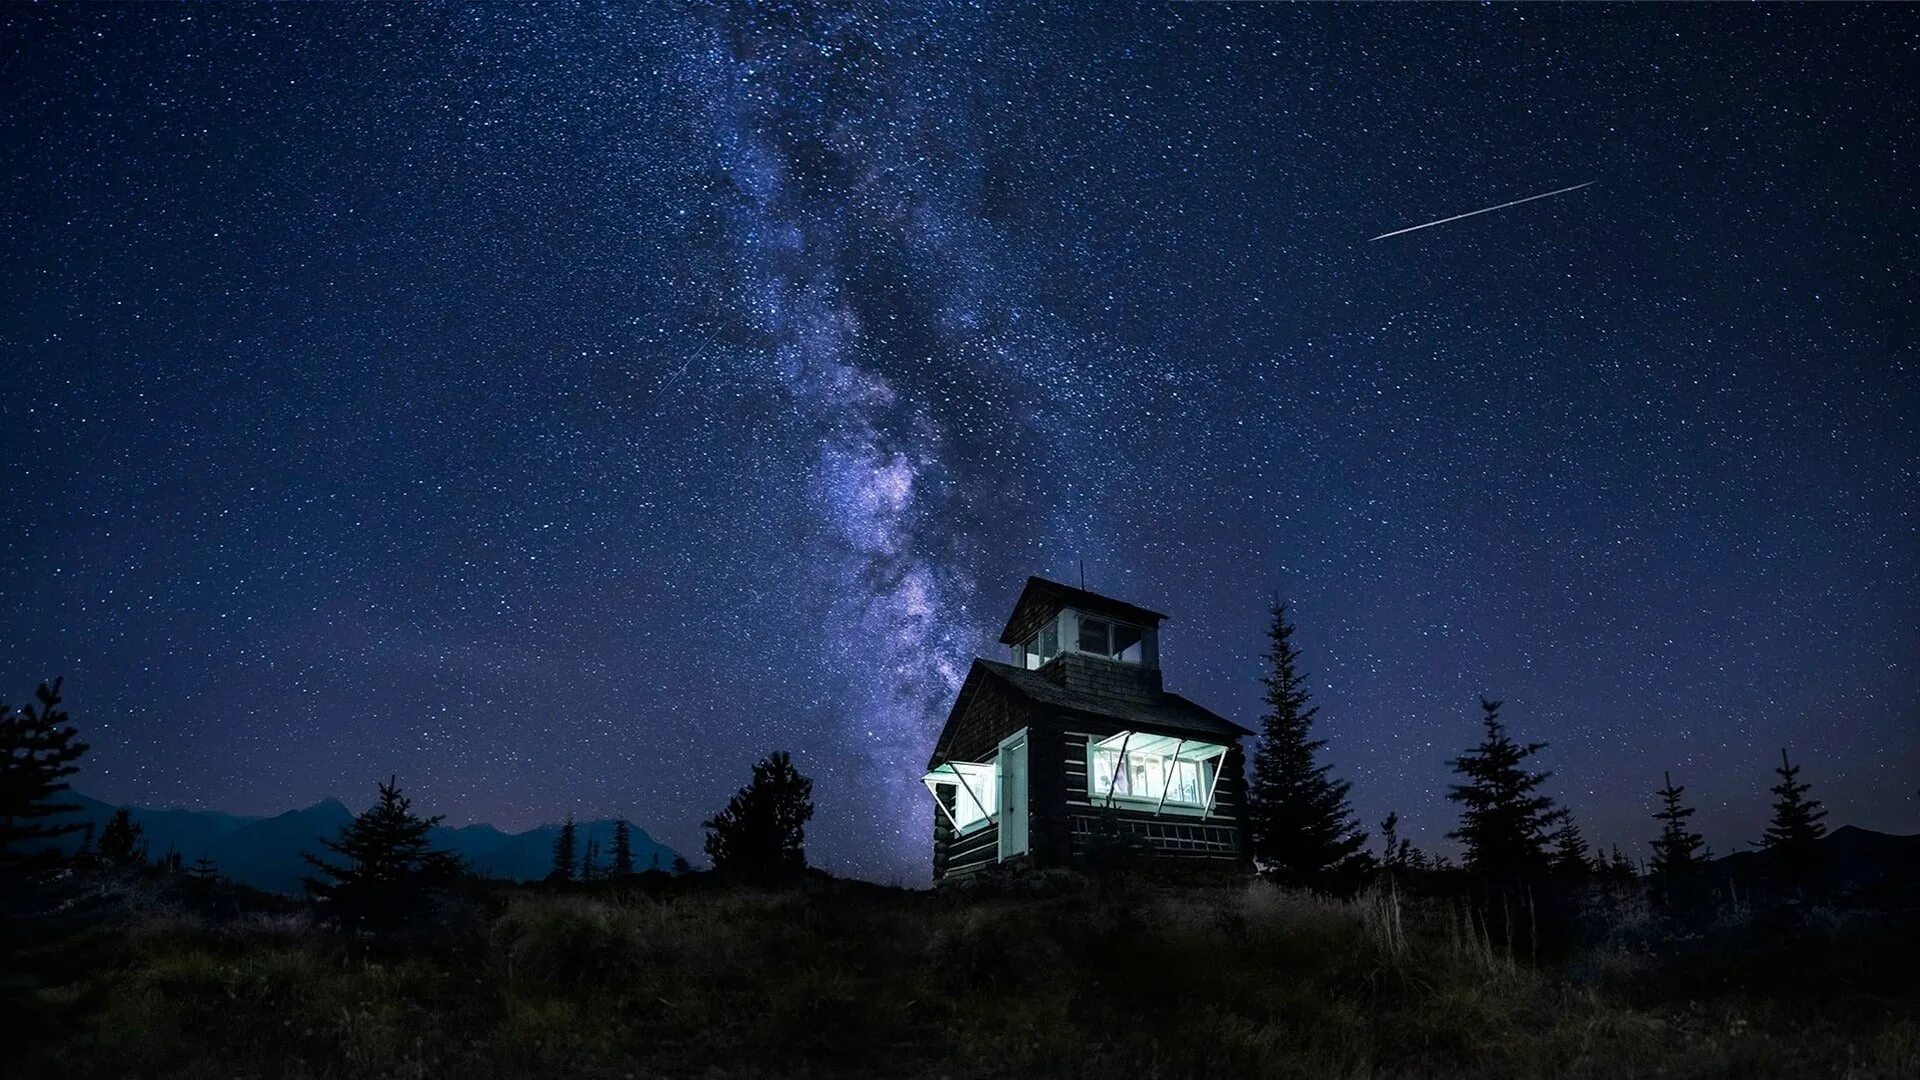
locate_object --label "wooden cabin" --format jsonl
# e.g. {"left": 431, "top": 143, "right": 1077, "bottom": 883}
{"left": 923, "top": 577, "right": 1254, "bottom": 882}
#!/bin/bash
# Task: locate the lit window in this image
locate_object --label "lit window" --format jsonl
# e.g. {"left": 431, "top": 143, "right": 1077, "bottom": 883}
{"left": 923, "top": 760, "right": 997, "bottom": 832}
{"left": 1087, "top": 733, "right": 1226, "bottom": 809}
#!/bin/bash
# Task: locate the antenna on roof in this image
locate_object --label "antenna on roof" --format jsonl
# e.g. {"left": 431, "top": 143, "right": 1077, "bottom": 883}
{"left": 1079, "top": 559, "right": 1086, "bottom": 590}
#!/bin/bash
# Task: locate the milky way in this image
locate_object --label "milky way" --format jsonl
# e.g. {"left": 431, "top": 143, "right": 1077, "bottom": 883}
{"left": 2, "top": 5, "right": 1915, "bottom": 882}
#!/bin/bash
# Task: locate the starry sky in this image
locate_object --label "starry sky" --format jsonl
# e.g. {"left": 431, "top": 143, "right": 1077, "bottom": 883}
{"left": 3, "top": 4, "right": 1915, "bottom": 883}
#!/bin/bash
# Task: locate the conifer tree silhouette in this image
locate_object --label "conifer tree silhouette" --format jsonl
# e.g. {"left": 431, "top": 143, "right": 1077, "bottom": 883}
{"left": 1378, "top": 810, "right": 1410, "bottom": 870}
{"left": 1247, "top": 602, "right": 1367, "bottom": 888}
{"left": 1606, "top": 844, "right": 1638, "bottom": 884}
{"left": 97, "top": 807, "right": 144, "bottom": 868}
{"left": 703, "top": 751, "right": 813, "bottom": 880}
{"left": 611, "top": 818, "right": 635, "bottom": 876}
{"left": 1650, "top": 772, "right": 1709, "bottom": 875}
{"left": 1758, "top": 748, "right": 1828, "bottom": 893}
{"left": 1446, "top": 697, "right": 1559, "bottom": 879}
{"left": 0, "top": 678, "right": 89, "bottom": 881}
{"left": 1547, "top": 811, "right": 1592, "bottom": 876}
{"left": 1760, "top": 748, "right": 1827, "bottom": 849}
{"left": 581, "top": 837, "right": 601, "bottom": 881}
{"left": 302, "top": 776, "right": 464, "bottom": 927}
{"left": 1650, "top": 771, "right": 1711, "bottom": 912}
{"left": 551, "top": 812, "right": 578, "bottom": 882}
{"left": 187, "top": 855, "right": 219, "bottom": 884}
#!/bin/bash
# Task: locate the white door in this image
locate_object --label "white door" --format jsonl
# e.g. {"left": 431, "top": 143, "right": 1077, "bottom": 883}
{"left": 998, "top": 729, "right": 1029, "bottom": 860}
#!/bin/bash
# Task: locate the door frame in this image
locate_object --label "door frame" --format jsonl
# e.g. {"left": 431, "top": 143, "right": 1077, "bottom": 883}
{"left": 997, "top": 727, "right": 1030, "bottom": 861}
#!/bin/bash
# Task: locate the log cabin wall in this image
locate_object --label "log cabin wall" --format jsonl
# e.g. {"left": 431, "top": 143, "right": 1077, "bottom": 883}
{"left": 1052, "top": 717, "right": 1252, "bottom": 872}
{"left": 930, "top": 678, "right": 1031, "bottom": 882}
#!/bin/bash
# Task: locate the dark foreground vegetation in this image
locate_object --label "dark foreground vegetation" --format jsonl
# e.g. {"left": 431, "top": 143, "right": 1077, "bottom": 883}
{"left": 9, "top": 864, "right": 1916, "bottom": 1079}
{"left": 7, "top": 602, "right": 1916, "bottom": 1080}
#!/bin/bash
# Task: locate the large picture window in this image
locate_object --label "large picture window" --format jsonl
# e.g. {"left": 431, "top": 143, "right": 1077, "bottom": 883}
{"left": 1086, "top": 732, "right": 1228, "bottom": 811}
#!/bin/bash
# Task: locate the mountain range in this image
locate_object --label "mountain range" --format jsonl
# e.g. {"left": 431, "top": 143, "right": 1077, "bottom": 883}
{"left": 55, "top": 791, "right": 686, "bottom": 894}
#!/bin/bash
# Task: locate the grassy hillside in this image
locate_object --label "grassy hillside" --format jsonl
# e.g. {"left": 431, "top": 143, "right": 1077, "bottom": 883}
{"left": 25, "top": 875, "right": 1920, "bottom": 1079}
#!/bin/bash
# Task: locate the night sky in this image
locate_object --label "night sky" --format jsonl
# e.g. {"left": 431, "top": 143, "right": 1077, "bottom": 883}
{"left": 3, "top": 5, "right": 1914, "bottom": 883}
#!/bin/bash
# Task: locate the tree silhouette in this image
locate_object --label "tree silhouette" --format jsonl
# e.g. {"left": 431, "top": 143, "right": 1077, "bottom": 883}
{"left": 670, "top": 854, "right": 690, "bottom": 875}
{"left": 1548, "top": 811, "right": 1591, "bottom": 877}
{"left": 1650, "top": 772, "right": 1709, "bottom": 875}
{"left": 1606, "top": 844, "right": 1639, "bottom": 883}
{"left": 550, "top": 812, "right": 578, "bottom": 882}
{"left": 97, "top": 808, "right": 144, "bottom": 868}
{"left": 1649, "top": 771, "right": 1710, "bottom": 911}
{"left": 1758, "top": 748, "right": 1828, "bottom": 893}
{"left": 611, "top": 818, "right": 635, "bottom": 876}
{"left": 1377, "top": 810, "right": 1427, "bottom": 871}
{"left": 1760, "top": 748, "right": 1827, "bottom": 850}
{"left": 1446, "top": 697, "right": 1558, "bottom": 879}
{"left": 0, "top": 678, "right": 89, "bottom": 881}
{"left": 302, "top": 776, "right": 464, "bottom": 927}
{"left": 186, "top": 855, "right": 219, "bottom": 884}
{"left": 581, "top": 837, "right": 601, "bottom": 881}
{"left": 703, "top": 751, "right": 813, "bottom": 880}
{"left": 1246, "top": 602, "right": 1367, "bottom": 888}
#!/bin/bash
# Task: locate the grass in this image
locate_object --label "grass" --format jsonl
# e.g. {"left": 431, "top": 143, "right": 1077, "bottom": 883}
{"left": 22, "top": 876, "right": 1920, "bottom": 1079}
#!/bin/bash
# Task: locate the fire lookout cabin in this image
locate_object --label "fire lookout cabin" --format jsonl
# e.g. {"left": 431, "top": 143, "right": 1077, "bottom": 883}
{"left": 923, "top": 577, "right": 1253, "bottom": 881}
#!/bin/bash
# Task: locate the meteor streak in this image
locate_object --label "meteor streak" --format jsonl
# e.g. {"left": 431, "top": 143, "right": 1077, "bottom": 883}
{"left": 1369, "top": 181, "right": 1595, "bottom": 242}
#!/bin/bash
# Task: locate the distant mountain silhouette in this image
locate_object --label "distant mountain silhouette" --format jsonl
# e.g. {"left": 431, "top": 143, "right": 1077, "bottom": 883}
{"left": 1710, "top": 824, "right": 1920, "bottom": 902}
{"left": 56, "top": 792, "right": 685, "bottom": 893}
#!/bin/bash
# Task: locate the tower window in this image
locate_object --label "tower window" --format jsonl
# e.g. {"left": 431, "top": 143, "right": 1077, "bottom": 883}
{"left": 1076, "top": 616, "right": 1147, "bottom": 664}
{"left": 1016, "top": 619, "right": 1061, "bottom": 670}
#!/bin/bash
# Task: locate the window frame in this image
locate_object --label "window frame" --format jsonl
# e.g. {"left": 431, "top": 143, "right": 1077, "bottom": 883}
{"left": 1072, "top": 613, "right": 1148, "bottom": 665}
{"left": 1083, "top": 732, "right": 1227, "bottom": 818}
{"left": 923, "top": 759, "right": 998, "bottom": 835}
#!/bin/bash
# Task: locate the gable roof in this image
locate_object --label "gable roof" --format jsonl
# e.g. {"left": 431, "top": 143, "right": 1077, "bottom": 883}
{"left": 929, "top": 658, "right": 1250, "bottom": 767}
{"left": 997, "top": 576, "right": 1171, "bottom": 645}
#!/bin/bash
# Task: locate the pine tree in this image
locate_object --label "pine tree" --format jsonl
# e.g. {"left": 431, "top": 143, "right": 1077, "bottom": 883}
{"left": 1758, "top": 748, "right": 1828, "bottom": 892}
{"left": 1445, "top": 697, "right": 1559, "bottom": 879}
{"left": 1246, "top": 602, "right": 1368, "bottom": 888}
{"left": 1760, "top": 748, "right": 1827, "bottom": 850}
{"left": 1607, "top": 844, "right": 1639, "bottom": 883}
{"left": 1548, "top": 811, "right": 1592, "bottom": 876}
{"left": 550, "top": 812, "right": 578, "bottom": 882}
{"left": 0, "top": 678, "right": 90, "bottom": 881}
{"left": 580, "top": 837, "right": 601, "bottom": 881}
{"left": 97, "top": 807, "right": 144, "bottom": 868}
{"left": 703, "top": 751, "right": 814, "bottom": 880}
{"left": 302, "top": 777, "right": 464, "bottom": 927}
{"left": 186, "top": 855, "right": 219, "bottom": 885}
{"left": 1649, "top": 772, "right": 1709, "bottom": 875}
{"left": 1649, "top": 771, "right": 1711, "bottom": 912}
{"left": 611, "top": 818, "right": 635, "bottom": 876}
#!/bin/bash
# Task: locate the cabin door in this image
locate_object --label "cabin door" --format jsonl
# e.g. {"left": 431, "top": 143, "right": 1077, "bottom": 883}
{"left": 997, "top": 729, "right": 1029, "bottom": 860}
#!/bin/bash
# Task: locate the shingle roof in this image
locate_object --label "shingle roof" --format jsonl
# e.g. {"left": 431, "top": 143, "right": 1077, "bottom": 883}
{"left": 976, "top": 658, "right": 1251, "bottom": 740}
{"left": 996, "top": 576, "right": 1171, "bottom": 645}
